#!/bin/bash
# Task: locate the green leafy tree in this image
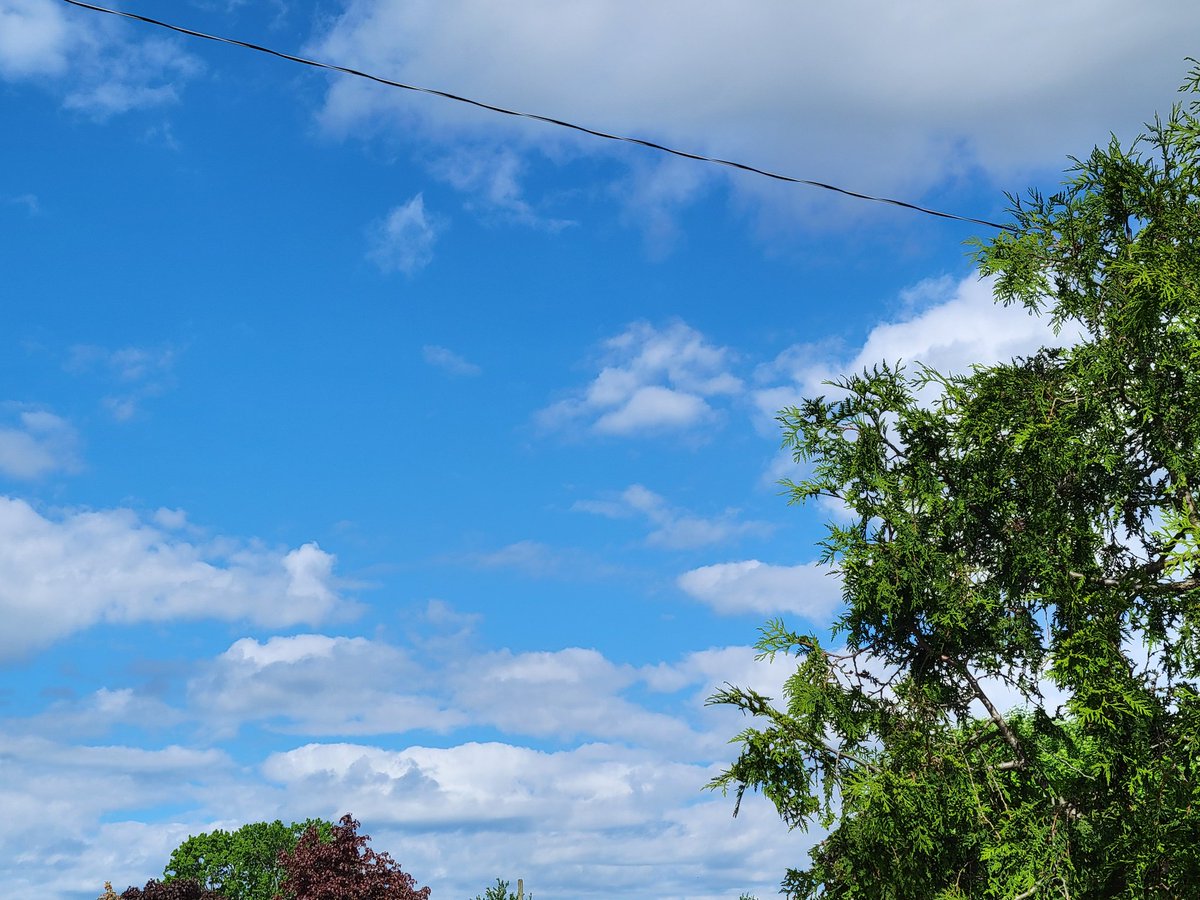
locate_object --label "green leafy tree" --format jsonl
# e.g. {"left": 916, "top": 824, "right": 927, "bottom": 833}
{"left": 164, "top": 819, "right": 332, "bottom": 900}
{"left": 710, "top": 66, "right": 1200, "bottom": 898}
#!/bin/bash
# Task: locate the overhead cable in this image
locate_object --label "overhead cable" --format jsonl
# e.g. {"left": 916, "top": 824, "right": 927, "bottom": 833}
{"left": 61, "top": 0, "right": 1015, "bottom": 233}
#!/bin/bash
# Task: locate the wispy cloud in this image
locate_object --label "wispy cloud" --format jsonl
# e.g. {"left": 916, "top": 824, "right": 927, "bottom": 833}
{"left": 538, "top": 321, "right": 742, "bottom": 437}
{"left": 575, "top": 484, "right": 769, "bottom": 550}
{"left": 0, "top": 0, "right": 202, "bottom": 117}
{"left": 422, "top": 344, "right": 481, "bottom": 376}
{"left": 615, "top": 157, "right": 709, "bottom": 258}
{"left": 66, "top": 343, "right": 178, "bottom": 421}
{"left": 2, "top": 193, "right": 40, "bottom": 215}
{"left": 466, "top": 539, "right": 618, "bottom": 580}
{"left": 0, "top": 408, "right": 81, "bottom": 480}
{"left": 366, "top": 194, "right": 442, "bottom": 275}
{"left": 430, "top": 146, "right": 574, "bottom": 231}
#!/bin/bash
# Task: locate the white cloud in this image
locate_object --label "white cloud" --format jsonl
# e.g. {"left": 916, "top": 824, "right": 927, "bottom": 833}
{"left": 422, "top": 344, "right": 481, "bottom": 376}
{"left": 67, "top": 343, "right": 177, "bottom": 383}
{"left": 0, "top": 0, "right": 201, "bottom": 116}
{"left": 0, "top": 733, "right": 233, "bottom": 898}
{"left": 259, "top": 739, "right": 803, "bottom": 898}
{"left": 23, "top": 688, "right": 185, "bottom": 741}
{"left": 307, "top": 0, "right": 1200, "bottom": 229}
{"left": 0, "top": 634, "right": 812, "bottom": 899}
{"left": 66, "top": 342, "right": 179, "bottom": 420}
{"left": 0, "top": 409, "right": 80, "bottom": 479}
{"left": 189, "top": 634, "right": 462, "bottom": 737}
{"left": 0, "top": 0, "right": 70, "bottom": 78}
{"left": 539, "top": 321, "right": 741, "bottom": 436}
{"left": 466, "top": 539, "right": 617, "bottom": 580}
{"left": 3, "top": 192, "right": 40, "bottom": 215}
{"left": 366, "top": 194, "right": 442, "bottom": 275}
{"left": 63, "top": 36, "right": 201, "bottom": 117}
{"left": 0, "top": 497, "right": 352, "bottom": 659}
{"left": 846, "top": 275, "right": 1084, "bottom": 382}
{"left": 429, "top": 145, "right": 574, "bottom": 230}
{"left": 180, "top": 635, "right": 714, "bottom": 751}
{"left": 451, "top": 647, "right": 706, "bottom": 750}
{"left": 678, "top": 559, "right": 841, "bottom": 619}
{"left": 470, "top": 539, "right": 563, "bottom": 575}
{"left": 576, "top": 483, "right": 769, "bottom": 550}
{"left": 593, "top": 385, "right": 708, "bottom": 435}
{"left": 753, "top": 272, "right": 1086, "bottom": 425}
{"left": 615, "top": 156, "right": 709, "bottom": 257}
{"left": 643, "top": 644, "right": 793, "bottom": 703}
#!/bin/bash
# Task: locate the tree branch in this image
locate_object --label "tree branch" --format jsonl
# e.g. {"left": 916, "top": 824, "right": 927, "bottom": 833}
{"left": 1068, "top": 570, "right": 1200, "bottom": 592}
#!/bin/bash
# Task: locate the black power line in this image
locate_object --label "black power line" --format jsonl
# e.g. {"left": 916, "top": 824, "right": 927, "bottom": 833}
{"left": 61, "top": 0, "right": 1015, "bottom": 233}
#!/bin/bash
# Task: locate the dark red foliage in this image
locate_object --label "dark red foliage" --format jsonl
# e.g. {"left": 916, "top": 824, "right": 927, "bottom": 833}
{"left": 120, "top": 878, "right": 224, "bottom": 899}
{"left": 274, "top": 814, "right": 431, "bottom": 900}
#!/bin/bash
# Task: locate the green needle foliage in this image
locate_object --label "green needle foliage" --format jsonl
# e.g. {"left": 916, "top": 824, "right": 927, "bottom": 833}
{"left": 710, "top": 64, "right": 1200, "bottom": 899}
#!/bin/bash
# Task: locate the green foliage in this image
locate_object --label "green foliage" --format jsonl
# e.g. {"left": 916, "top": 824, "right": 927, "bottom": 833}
{"left": 471, "top": 878, "right": 531, "bottom": 900}
{"left": 164, "top": 819, "right": 332, "bottom": 900}
{"left": 710, "top": 64, "right": 1200, "bottom": 898}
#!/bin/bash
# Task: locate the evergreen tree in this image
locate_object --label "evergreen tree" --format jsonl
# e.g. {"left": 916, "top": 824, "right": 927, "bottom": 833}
{"left": 710, "top": 65, "right": 1200, "bottom": 898}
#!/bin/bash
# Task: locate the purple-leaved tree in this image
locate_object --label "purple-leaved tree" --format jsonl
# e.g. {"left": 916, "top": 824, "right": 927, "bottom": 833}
{"left": 274, "top": 814, "right": 430, "bottom": 900}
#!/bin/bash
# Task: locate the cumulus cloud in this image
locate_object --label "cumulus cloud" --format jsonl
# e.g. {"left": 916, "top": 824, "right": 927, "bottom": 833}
{"left": 678, "top": 559, "right": 841, "bottom": 619}
{"left": 575, "top": 483, "right": 769, "bottom": 550}
{"left": 538, "top": 320, "right": 741, "bottom": 436}
{"left": 0, "top": 497, "right": 351, "bottom": 659}
{"left": 0, "top": 409, "right": 80, "bottom": 479}
{"left": 189, "top": 634, "right": 463, "bottom": 737}
{"left": 753, "top": 272, "right": 1087, "bottom": 425}
{"left": 259, "top": 739, "right": 803, "bottom": 897}
{"left": 175, "top": 634, "right": 773, "bottom": 758}
{"left": 0, "top": 734, "right": 230, "bottom": 845}
{"left": 0, "top": 0, "right": 201, "bottom": 116}
{"left": 422, "top": 344, "right": 481, "bottom": 376}
{"left": 0, "top": 733, "right": 233, "bottom": 898}
{"left": 2, "top": 632, "right": 811, "bottom": 898}
{"left": 451, "top": 647, "right": 705, "bottom": 750}
{"left": 366, "top": 194, "right": 442, "bottom": 275}
{"left": 26, "top": 687, "right": 185, "bottom": 741}
{"left": 264, "top": 740, "right": 697, "bottom": 829}
{"left": 306, "top": 0, "right": 1200, "bottom": 228}
{"left": 179, "top": 635, "right": 717, "bottom": 752}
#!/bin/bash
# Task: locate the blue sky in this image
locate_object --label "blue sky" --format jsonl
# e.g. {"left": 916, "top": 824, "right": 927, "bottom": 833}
{"left": 2, "top": 2, "right": 1199, "bottom": 898}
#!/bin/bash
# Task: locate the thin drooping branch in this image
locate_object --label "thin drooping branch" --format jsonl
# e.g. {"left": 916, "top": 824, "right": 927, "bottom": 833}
{"left": 930, "top": 648, "right": 1058, "bottom": 800}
